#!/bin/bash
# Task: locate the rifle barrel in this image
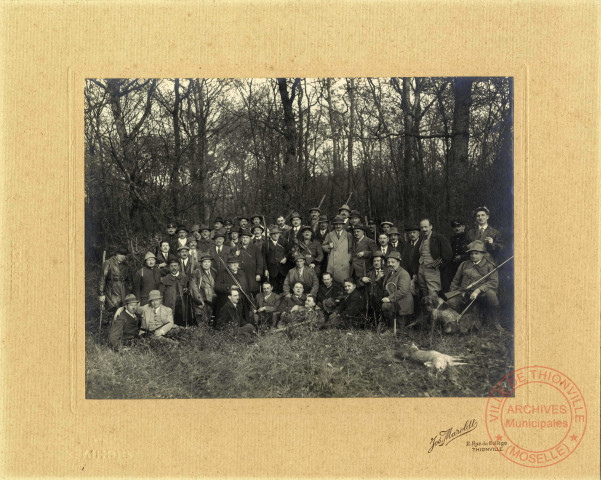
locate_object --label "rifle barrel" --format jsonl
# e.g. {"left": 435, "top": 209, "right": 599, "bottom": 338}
{"left": 217, "top": 255, "right": 258, "bottom": 310}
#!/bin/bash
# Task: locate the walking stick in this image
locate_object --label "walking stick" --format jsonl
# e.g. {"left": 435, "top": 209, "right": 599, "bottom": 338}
{"left": 98, "top": 250, "right": 106, "bottom": 334}
{"left": 457, "top": 295, "right": 479, "bottom": 321}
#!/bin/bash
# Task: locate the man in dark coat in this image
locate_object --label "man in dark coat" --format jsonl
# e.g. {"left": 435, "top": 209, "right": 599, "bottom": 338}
{"left": 401, "top": 225, "right": 420, "bottom": 279}
{"left": 133, "top": 252, "right": 162, "bottom": 305}
{"left": 262, "top": 225, "right": 290, "bottom": 293}
{"left": 359, "top": 251, "right": 388, "bottom": 315}
{"left": 98, "top": 247, "right": 129, "bottom": 322}
{"left": 444, "top": 219, "right": 470, "bottom": 292}
{"left": 319, "top": 277, "right": 365, "bottom": 329}
{"left": 160, "top": 258, "right": 193, "bottom": 327}
{"left": 285, "top": 211, "right": 303, "bottom": 245}
{"left": 236, "top": 228, "right": 264, "bottom": 297}
{"left": 109, "top": 294, "right": 141, "bottom": 352}
{"left": 308, "top": 207, "right": 321, "bottom": 234}
{"left": 215, "top": 255, "right": 249, "bottom": 317}
{"left": 209, "top": 229, "right": 232, "bottom": 276}
{"left": 376, "top": 232, "right": 392, "bottom": 258}
{"left": 177, "top": 244, "right": 197, "bottom": 278}
{"left": 189, "top": 254, "right": 217, "bottom": 325}
{"left": 196, "top": 225, "right": 213, "bottom": 255}
{"left": 416, "top": 219, "right": 453, "bottom": 297}
{"left": 313, "top": 215, "right": 330, "bottom": 274}
{"left": 388, "top": 227, "right": 403, "bottom": 253}
{"left": 350, "top": 224, "right": 377, "bottom": 281}
{"left": 156, "top": 240, "right": 178, "bottom": 276}
{"left": 216, "top": 287, "right": 254, "bottom": 334}
{"left": 467, "top": 206, "right": 504, "bottom": 264}
{"left": 162, "top": 222, "right": 178, "bottom": 249}
{"left": 316, "top": 272, "right": 343, "bottom": 314}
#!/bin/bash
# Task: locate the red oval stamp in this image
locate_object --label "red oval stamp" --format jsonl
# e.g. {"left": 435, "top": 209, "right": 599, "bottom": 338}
{"left": 485, "top": 366, "right": 587, "bottom": 467}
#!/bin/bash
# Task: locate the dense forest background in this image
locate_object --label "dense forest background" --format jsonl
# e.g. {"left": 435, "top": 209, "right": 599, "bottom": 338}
{"left": 85, "top": 77, "right": 513, "bottom": 256}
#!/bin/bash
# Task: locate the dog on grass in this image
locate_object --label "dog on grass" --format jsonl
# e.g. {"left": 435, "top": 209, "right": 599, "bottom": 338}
{"left": 422, "top": 295, "right": 481, "bottom": 334}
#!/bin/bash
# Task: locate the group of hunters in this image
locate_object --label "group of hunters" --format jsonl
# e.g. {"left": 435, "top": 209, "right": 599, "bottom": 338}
{"left": 99, "top": 204, "right": 510, "bottom": 351}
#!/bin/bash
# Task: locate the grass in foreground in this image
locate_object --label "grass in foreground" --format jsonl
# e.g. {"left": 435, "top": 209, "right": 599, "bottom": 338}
{"left": 85, "top": 320, "right": 514, "bottom": 399}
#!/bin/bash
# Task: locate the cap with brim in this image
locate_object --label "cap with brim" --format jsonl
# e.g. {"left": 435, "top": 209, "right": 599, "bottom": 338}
{"left": 144, "top": 252, "right": 157, "bottom": 261}
{"left": 148, "top": 290, "right": 162, "bottom": 301}
{"left": 386, "top": 251, "right": 402, "bottom": 261}
{"left": 372, "top": 251, "right": 385, "bottom": 258}
{"left": 250, "top": 214, "right": 262, "bottom": 221}
{"left": 226, "top": 255, "right": 240, "bottom": 263}
{"left": 166, "top": 223, "right": 176, "bottom": 229}
{"left": 332, "top": 215, "right": 346, "bottom": 224}
{"left": 213, "top": 228, "right": 227, "bottom": 239}
{"left": 451, "top": 220, "right": 465, "bottom": 227}
{"left": 124, "top": 294, "right": 139, "bottom": 305}
{"left": 338, "top": 204, "right": 351, "bottom": 212}
{"left": 299, "top": 225, "right": 313, "bottom": 234}
{"left": 388, "top": 227, "right": 400, "bottom": 235}
{"left": 176, "top": 225, "right": 189, "bottom": 233}
{"left": 269, "top": 225, "right": 281, "bottom": 234}
{"left": 116, "top": 247, "right": 129, "bottom": 255}
{"left": 293, "top": 253, "right": 306, "bottom": 261}
{"left": 200, "top": 254, "right": 212, "bottom": 262}
{"left": 187, "top": 236, "right": 197, "bottom": 243}
{"left": 380, "top": 221, "right": 393, "bottom": 227}
{"left": 224, "top": 220, "right": 233, "bottom": 226}
{"left": 350, "top": 210, "right": 361, "bottom": 217}
{"left": 404, "top": 225, "right": 420, "bottom": 232}
{"left": 474, "top": 206, "right": 490, "bottom": 215}
{"left": 199, "top": 224, "right": 210, "bottom": 232}
{"left": 353, "top": 224, "right": 368, "bottom": 232}
{"left": 177, "top": 245, "right": 190, "bottom": 251}
{"left": 239, "top": 228, "right": 252, "bottom": 237}
{"left": 168, "top": 258, "right": 180, "bottom": 265}
{"left": 290, "top": 211, "right": 302, "bottom": 220}
{"left": 190, "top": 224, "right": 201, "bottom": 232}
{"left": 466, "top": 240, "right": 487, "bottom": 253}
{"left": 309, "top": 207, "right": 321, "bottom": 213}
{"left": 238, "top": 215, "right": 249, "bottom": 222}
{"left": 214, "top": 216, "right": 224, "bottom": 224}
{"left": 318, "top": 215, "right": 328, "bottom": 223}
{"left": 252, "top": 225, "right": 265, "bottom": 233}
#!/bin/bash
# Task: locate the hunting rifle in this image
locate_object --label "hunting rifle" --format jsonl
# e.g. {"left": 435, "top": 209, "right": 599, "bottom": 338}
{"left": 345, "top": 192, "right": 353, "bottom": 205}
{"left": 217, "top": 254, "right": 258, "bottom": 310}
{"left": 316, "top": 194, "right": 326, "bottom": 210}
{"left": 445, "top": 256, "right": 514, "bottom": 299}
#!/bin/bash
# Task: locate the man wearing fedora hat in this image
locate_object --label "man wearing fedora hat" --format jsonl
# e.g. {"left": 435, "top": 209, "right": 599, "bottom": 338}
{"left": 351, "top": 224, "right": 377, "bottom": 281}
{"left": 109, "top": 294, "right": 141, "bottom": 352}
{"left": 292, "top": 225, "right": 324, "bottom": 278}
{"left": 381, "top": 251, "right": 414, "bottom": 330}
{"left": 285, "top": 211, "right": 303, "bottom": 244}
{"left": 237, "top": 228, "right": 264, "bottom": 298}
{"left": 138, "top": 289, "right": 175, "bottom": 337}
{"left": 262, "top": 225, "right": 290, "bottom": 293}
{"left": 196, "top": 225, "right": 213, "bottom": 254}
{"left": 251, "top": 224, "right": 265, "bottom": 248}
{"left": 314, "top": 215, "right": 330, "bottom": 273}
{"left": 190, "top": 254, "right": 217, "bottom": 324}
{"left": 388, "top": 227, "right": 402, "bottom": 253}
{"left": 209, "top": 228, "right": 232, "bottom": 276}
{"left": 98, "top": 246, "right": 130, "bottom": 322}
{"left": 177, "top": 244, "right": 197, "bottom": 278}
{"left": 283, "top": 253, "right": 319, "bottom": 296}
{"left": 446, "top": 240, "right": 499, "bottom": 316}
{"left": 338, "top": 204, "right": 351, "bottom": 227}
{"left": 133, "top": 252, "right": 162, "bottom": 306}
{"left": 349, "top": 210, "right": 362, "bottom": 230}
{"left": 322, "top": 215, "right": 353, "bottom": 284}
{"left": 174, "top": 225, "right": 189, "bottom": 251}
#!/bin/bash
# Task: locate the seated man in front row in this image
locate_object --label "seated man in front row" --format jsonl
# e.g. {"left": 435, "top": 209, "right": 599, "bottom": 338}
{"left": 317, "top": 277, "right": 365, "bottom": 329}
{"left": 254, "top": 280, "right": 281, "bottom": 328}
{"left": 446, "top": 240, "right": 499, "bottom": 319}
{"left": 109, "top": 290, "right": 175, "bottom": 351}
{"left": 216, "top": 286, "right": 255, "bottom": 335}
{"left": 277, "top": 293, "right": 325, "bottom": 328}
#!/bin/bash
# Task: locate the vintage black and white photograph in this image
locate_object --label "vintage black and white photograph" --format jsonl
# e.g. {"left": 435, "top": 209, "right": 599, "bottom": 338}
{"left": 85, "top": 77, "right": 514, "bottom": 399}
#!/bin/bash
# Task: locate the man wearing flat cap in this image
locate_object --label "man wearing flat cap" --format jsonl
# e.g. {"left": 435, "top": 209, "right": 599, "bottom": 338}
{"left": 163, "top": 222, "right": 177, "bottom": 246}
{"left": 381, "top": 251, "right": 414, "bottom": 330}
{"left": 380, "top": 221, "right": 393, "bottom": 236}
{"left": 467, "top": 206, "right": 504, "bottom": 264}
{"left": 262, "top": 225, "right": 290, "bottom": 293}
{"left": 446, "top": 240, "right": 499, "bottom": 319}
{"left": 133, "top": 252, "right": 162, "bottom": 306}
{"left": 98, "top": 246, "right": 129, "bottom": 323}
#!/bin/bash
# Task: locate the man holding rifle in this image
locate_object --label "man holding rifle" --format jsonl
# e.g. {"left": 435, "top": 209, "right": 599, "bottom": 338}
{"left": 446, "top": 240, "right": 499, "bottom": 318}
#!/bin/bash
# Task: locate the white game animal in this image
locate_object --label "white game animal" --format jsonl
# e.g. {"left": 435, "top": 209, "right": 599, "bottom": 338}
{"left": 395, "top": 342, "right": 468, "bottom": 372}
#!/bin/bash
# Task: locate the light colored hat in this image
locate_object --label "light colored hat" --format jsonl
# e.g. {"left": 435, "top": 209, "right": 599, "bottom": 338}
{"left": 124, "top": 294, "right": 139, "bottom": 305}
{"left": 148, "top": 290, "right": 162, "bottom": 301}
{"left": 466, "top": 240, "right": 487, "bottom": 253}
{"left": 386, "top": 251, "right": 402, "bottom": 262}
{"left": 144, "top": 252, "right": 157, "bottom": 262}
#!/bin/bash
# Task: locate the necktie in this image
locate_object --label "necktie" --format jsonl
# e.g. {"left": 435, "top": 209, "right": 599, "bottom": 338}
{"left": 218, "top": 247, "right": 221, "bottom": 254}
